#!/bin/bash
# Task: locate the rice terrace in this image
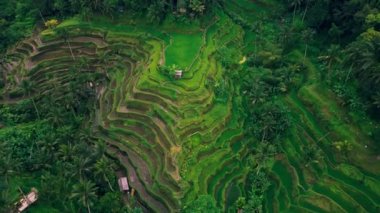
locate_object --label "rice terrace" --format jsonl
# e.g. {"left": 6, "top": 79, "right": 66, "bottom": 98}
{"left": 0, "top": 0, "right": 380, "bottom": 212}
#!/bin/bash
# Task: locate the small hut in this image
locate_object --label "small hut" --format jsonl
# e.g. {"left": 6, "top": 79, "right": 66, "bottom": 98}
{"left": 118, "top": 177, "right": 130, "bottom": 192}
{"left": 175, "top": 70, "right": 183, "bottom": 79}
{"left": 17, "top": 188, "right": 38, "bottom": 213}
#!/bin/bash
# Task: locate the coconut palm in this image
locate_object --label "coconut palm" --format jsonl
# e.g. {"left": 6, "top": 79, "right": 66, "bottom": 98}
{"left": 319, "top": 44, "right": 342, "bottom": 80}
{"left": 301, "top": 28, "right": 315, "bottom": 63}
{"left": 373, "top": 92, "right": 380, "bottom": 108}
{"left": 97, "top": 51, "right": 112, "bottom": 70}
{"left": 71, "top": 179, "right": 98, "bottom": 213}
{"left": 303, "top": 144, "right": 322, "bottom": 167}
{"left": 58, "top": 143, "right": 76, "bottom": 162}
{"left": 325, "top": 45, "right": 341, "bottom": 69}
{"left": 251, "top": 141, "right": 276, "bottom": 174}
{"left": 47, "top": 104, "right": 65, "bottom": 126}
{"left": 78, "top": 57, "right": 90, "bottom": 71}
{"left": 80, "top": 7, "right": 92, "bottom": 22}
{"left": 189, "top": 0, "right": 206, "bottom": 15}
{"left": 94, "top": 157, "right": 115, "bottom": 191}
{"left": 347, "top": 39, "right": 380, "bottom": 83}
{"left": 20, "top": 79, "right": 40, "bottom": 119}
{"left": 332, "top": 140, "right": 353, "bottom": 161}
{"left": 301, "top": 0, "right": 315, "bottom": 23}
{"left": 63, "top": 90, "right": 77, "bottom": 108}
{"left": 56, "top": 28, "right": 75, "bottom": 60}
{"left": 0, "top": 154, "right": 18, "bottom": 185}
{"left": 0, "top": 179, "right": 13, "bottom": 213}
{"left": 288, "top": 0, "right": 302, "bottom": 23}
{"left": 71, "top": 156, "right": 93, "bottom": 179}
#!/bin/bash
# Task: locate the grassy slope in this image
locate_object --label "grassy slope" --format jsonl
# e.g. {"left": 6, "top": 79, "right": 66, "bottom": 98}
{"left": 165, "top": 32, "right": 203, "bottom": 68}
{"left": 49, "top": 11, "right": 248, "bottom": 211}
{"left": 2, "top": 1, "right": 380, "bottom": 212}
{"left": 227, "top": 0, "right": 380, "bottom": 212}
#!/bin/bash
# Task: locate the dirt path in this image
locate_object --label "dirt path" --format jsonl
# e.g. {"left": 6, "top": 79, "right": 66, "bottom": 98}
{"left": 72, "top": 36, "right": 108, "bottom": 48}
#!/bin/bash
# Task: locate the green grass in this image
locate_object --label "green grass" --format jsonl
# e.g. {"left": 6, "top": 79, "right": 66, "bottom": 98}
{"left": 3, "top": 1, "right": 380, "bottom": 212}
{"left": 165, "top": 32, "right": 203, "bottom": 68}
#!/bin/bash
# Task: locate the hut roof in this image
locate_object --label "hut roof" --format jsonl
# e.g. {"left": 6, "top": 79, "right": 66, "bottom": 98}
{"left": 118, "top": 177, "right": 129, "bottom": 191}
{"left": 17, "top": 188, "right": 38, "bottom": 212}
{"left": 175, "top": 70, "right": 183, "bottom": 79}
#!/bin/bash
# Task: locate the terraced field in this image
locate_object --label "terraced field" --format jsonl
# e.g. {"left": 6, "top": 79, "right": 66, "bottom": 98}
{"left": 92, "top": 12, "right": 249, "bottom": 212}
{"left": 1, "top": 1, "right": 380, "bottom": 212}
{"left": 0, "top": 11, "right": 250, "bottom": 212}
{"left": 266, "top": 53, "right": 380, "bottom": 213}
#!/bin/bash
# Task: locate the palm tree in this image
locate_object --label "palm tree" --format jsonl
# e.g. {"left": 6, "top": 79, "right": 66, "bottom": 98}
{"left": 65, "top": 93, "right": 78, "bottom": 117}
{"left": 373, "top": 92, "right": 380, "bottom": 108}
{"left": 71, "top": 156, "right": 92, "bottom": 179}
{"left": 0, "top": 180, "right": 13, "bottom": 213}
{"left": 332, "top": 140, "right": 353, "bottom": 161}
{"left": 71, "top": 179, "right": 98, "bottom": 213}
{"left": 101, "top": 1, "right": 117, "bottom": 19}
{"left": 251, "top": 141, "right": 276, "bottom": 174}
{"left": 288, "top": 0, "right": 302, "bottom": 23}
{"left": 303, "top": 144, "right": 322, "bottom": 167}
{"left": 56, "top": 28, "right": 75, "bottom": 60}
{"left": 301, "top": 28, "right": 315, "bottom": 63}
{"left": 0, "top": 153, "right": 20, "bottom": 185}
{"left": 38, "top": 8, "right": 47, "bottom": 23}
{"left": 20, "top": 79, "right": 40, "bottom": 119}
{"left": 94, "top": 157, "right": 115, "bottom": 191}
{"left": 346, "top": 39, "right": 380, "bottom": 83}
{"left": 301, "top": 0, "right": 314, "bottom": 23}
{"left": 80, "top": 7, "right": 92, "bottom": 22}
{"left": 47, "top": 104, "right": 64, "bottom": 126}
{"left": 319, "top": 44, "right": 342, "bottom": 80}
{"left": 78, "top": 57, "right": 90, "bottom": 71}
{"left": 58, "top": 143, "right": 75, "bottom": 162}
{"left": 189, "top": 0, "right": 206, "bottom": 16}
{"left": 325, "top": 45, "right": 341, "bottom": 70}
{"left": 97, "top": 51, "right": 111, "bottom": 71}
{"left": 252, "top": 14, "right": 265, "bottom": 61}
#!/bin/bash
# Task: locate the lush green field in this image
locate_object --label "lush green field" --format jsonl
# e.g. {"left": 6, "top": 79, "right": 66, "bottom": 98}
{"left": 0, "top": 0, "right": 379, "bottom": 212}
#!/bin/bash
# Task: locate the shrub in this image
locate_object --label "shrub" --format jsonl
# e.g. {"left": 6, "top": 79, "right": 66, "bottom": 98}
{"left": 247, "top": 102, "right": 290, "bottom": 141}
{"left": 9, "top": 88, "right": 23, "bottom": 98}
{"left": 157, "top": 64, "right": 180, "bottom": 80}
{"left": 45, "top": 19, "right": 59, "bottom": 29}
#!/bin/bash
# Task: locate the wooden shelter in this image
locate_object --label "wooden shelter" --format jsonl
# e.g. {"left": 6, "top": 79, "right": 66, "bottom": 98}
{"left": 16, "top": 188, "right": 38, "bottom": 212}
{"left": 175, "top": 70, "right": 183, "bottom": 79}
{"left": 118, "top": 177, "right": 130, "bottom": 192}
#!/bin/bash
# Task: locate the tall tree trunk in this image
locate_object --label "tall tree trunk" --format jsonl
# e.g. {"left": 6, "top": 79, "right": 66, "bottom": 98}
{"left": 31, "top": 98, "right": 41, "bottom": 120}
{"left": 302, "top": 0, "right": 309, "bottom": 23}
{"left": 66, "top": 39, "right": 76, "bottom": 60}
{"left": 292, "top": 4, "right": 297, "bottom": 24}
{"left": 254, "top": 36, "right": 258, "bottom": 63}
{"left": 105, "top": 175, "right": 115, "bottom": 191}
{"left": 71, "top": 106, "right": 77, "bottom": 119}
{"left": 261, "top": 127, "right": 267, "bottom": 143}
{"left": 87, "top": 201, "right": 91, "bottom": 213}
{"left": 303, "top": 44, "right": 308, "bottom": 64}
{"left": 344, "top": 64, "right": 353, "bottom": 84}
{"left": 38, "top": 9, "right": 46, "bottom": 23}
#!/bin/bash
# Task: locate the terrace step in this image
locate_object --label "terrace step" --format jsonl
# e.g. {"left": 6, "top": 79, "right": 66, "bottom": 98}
{"left": 107, "top": 145, "right": 170, "bottom": 212}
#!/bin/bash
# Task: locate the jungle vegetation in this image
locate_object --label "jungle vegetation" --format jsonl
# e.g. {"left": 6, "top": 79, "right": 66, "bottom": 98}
{"left": 0, "top": 0, "right": 379, "bottom": 212}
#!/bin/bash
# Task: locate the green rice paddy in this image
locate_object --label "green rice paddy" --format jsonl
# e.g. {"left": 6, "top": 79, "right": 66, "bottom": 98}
{"left": 1, "top": 0, "right": 379, "bottom": 212}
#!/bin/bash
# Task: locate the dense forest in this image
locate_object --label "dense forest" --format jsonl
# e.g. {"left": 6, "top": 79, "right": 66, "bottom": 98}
{"left": 0, "top": 0, "right": 379, "bottom": 212}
